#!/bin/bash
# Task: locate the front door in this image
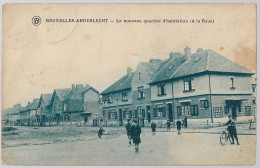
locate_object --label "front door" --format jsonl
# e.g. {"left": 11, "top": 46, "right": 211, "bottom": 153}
{"left": 231, "top": 104, "right": 237, "bottom": 120}
{"left": 168, "top": 103, "right": 173, "bottom": 122}
{"left": 119, "top": 109, "right": 123, "bottom": 126}
{"left": 146, "top": 105, "right": 151, "bottom": 123}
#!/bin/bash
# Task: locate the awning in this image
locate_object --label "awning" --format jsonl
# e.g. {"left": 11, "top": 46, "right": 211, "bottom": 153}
{"left": 225, "top": 98, "right": 248, "bottom": 101}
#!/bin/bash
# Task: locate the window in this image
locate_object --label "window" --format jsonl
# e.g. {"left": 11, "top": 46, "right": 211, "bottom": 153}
{"left": 137, "top": 106, "right": 145, "bottom": 118}
{"left": 190, "top": 105, "right": 198, "bottom": 115}
{"left": 156, "top": 104, "right": 166, "bottom": 117}
{"left": 200, "top": 100, "right": 209, "bottom": 108}
{"left": 59, "top": 104, "right": 62, "bottom": 110}
{"left": 108, "top": 94, "right": 112, "bottom": 103}
{"left": 122, "top": 90, "right": 128, "bottom": 101}
{"left": 138, "top": 86, "right": 145, "bottom": 99}
{"left": 103, "top": 111, "right": 106, "bottom": 117}
{"left": 230, "top": 76, "right": 235, "bottom": 89}
{"left": 213, "top": 107, "right": 223, "bottom": 118}
{"left": 157, "top": 83, "right": 166, "bottom": 95}
{"left": 177, "top": 103, "right": 198, "bottom": 116}
{"left": 109, "top": 110, "right": 117, "bottom": 119}
{"left": 184, "top": 77, "right": 195, "bottom": 92}
{"left": 245, "top": 106, "right": 252, "bottom": 116}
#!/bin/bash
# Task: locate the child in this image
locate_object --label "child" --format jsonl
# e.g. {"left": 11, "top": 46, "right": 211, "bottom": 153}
{"left": 176, "top": 119, "right": 182, "bottom": 135}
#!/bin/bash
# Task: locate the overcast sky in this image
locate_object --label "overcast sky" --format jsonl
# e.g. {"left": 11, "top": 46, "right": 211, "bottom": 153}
{"left": 2, "top": 4, "right": 256, "bottom": 109}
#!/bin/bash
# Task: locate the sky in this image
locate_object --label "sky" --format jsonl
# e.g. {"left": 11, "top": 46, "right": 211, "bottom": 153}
{"left": 2, "top": 4, "right": 256, "bottom": 109}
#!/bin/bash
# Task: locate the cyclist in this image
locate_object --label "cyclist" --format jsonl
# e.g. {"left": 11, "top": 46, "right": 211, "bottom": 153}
{"left": 225, "top": 115, "right": 240, "bottom": 145}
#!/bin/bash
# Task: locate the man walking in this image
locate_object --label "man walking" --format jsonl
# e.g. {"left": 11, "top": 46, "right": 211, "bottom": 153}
{"left": 225, "top": 115, "right": 240, "bottom": 145}
{"left": 176, "top": 118, "right": 182, "bottom": 135}
{"left": 132, "top": 120, "right": 141, "bottom": 153}
{"left": 166, "top": 120, "right": 171, "bottom": 131}
{"left": 151, "top": 121, "right": 156, "bottom": 135}
{"left": 126, "top": 119, "right": 133, "bottom": 146}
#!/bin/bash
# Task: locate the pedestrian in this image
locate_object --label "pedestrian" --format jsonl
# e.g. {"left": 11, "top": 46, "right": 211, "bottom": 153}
{"left": 151, "top": 121, "right": 156, "bottom": 135}
{"left": 184, "top": 116, "right": 188, "bottom": 128}
{"left": 166, "top": 120, "right": 171, "bottom": 131}
{"left": 176, "top": 118, "right": 182, "bottom": 135}
{"left": 132, "top": 120, "right": 141, "bottom": 153}
{"left": 126, "top": 119, "right": 133, "bottom": 146}
{"left": 98, "top": 127, "right": 105, "bottom": 138}
{"left": 225, "top": 115, "right": 240, "bottom": 145}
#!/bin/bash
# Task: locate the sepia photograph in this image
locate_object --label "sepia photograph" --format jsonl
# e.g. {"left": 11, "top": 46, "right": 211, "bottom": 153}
{"left": 1, "top": 2, "right": 258, "bottom": 166}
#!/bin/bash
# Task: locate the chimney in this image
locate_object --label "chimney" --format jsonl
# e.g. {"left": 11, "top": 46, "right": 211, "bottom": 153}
{"left": 127, "top": 67, "right": 132, "bottom": 77}
{"left": 72, "top": 84, "right": 75, "bottom": 91}
{"left": 169, "top": 52, "right": 174, "bottom": 59}
{"left": 76, "top": 84, "right": 80, "bottom": 90}
{"left": 184, "top": 46, "right": 191, "bottom": 59}
{"left": 197, "top": 48, "right": 203, "bottom": 53}
{"left": 28, "top": 101, "right": 31, "bottom": 105}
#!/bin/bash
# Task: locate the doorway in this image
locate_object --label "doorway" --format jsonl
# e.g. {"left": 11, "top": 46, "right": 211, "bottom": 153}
{"left": 146, "top": 105, "right": 151, "bottom": 123}
{"left": 168, "top": 103, "right": 173, "bottom": 122}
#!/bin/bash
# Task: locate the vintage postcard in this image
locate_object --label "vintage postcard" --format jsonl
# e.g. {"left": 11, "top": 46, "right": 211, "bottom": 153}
{"left": 1, "top": 3, "right": 257, "bottom": 166}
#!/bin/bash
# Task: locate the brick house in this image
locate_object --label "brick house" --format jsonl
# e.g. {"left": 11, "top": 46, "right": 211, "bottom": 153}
{"left": 37, "top": 93, "right": 52, "bottom": 126}
{"left": 150, "top": 47, "right": 254, "bottom": 123}
{"left": 3, "top": 103, "right": 23, "bottom": 126}
{"left": 20, "top": 99, "right": 40, "bottom": 126}
{"left": 101, "top": 67, "right": 134, "bottom": 126}
{"left": 50, "top": 88, "right": 72, "bottom": 124}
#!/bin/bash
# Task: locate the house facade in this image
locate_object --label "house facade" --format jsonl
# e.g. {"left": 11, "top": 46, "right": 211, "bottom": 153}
{"left": 37, "top": 93, "right": 52, "bottom": 126}
{"left": 150, "top": 47, "right": 254, "bottom": 123}
{"left": 101, "top": 67, "right": 134, "bottom": 126}
{"left": 3, "top": 103, "right": 23, "bottom": 126}
{"left": 19, "top": 99, "right": 40, "bottom": 126}
{"left": 101, "top": 47, "right": 254, "bottom": 126}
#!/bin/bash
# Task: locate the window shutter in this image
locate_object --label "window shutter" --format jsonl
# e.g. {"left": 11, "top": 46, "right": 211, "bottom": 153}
{"left": 129, "top": 110, "right": 132, "bottom": 119}
{"left": 153, "top": 108, "right": 156, "bottom": 117}
{"left": 115, "top": 112, "right": 117, "bottom": 119}
{"left": 108, "top": 111, "right": 111, "bottom": 119}
{"left": 142, "top": 109, "right": 145, "bottom": 118}
{"left": 162, "top": 107, "right": 166, "bottom": 117}
{"left": 135, "top": 110, "right": 138, "bottom": 118}
{"left": 123, "top": 111, "right": 126, "bottom": 119}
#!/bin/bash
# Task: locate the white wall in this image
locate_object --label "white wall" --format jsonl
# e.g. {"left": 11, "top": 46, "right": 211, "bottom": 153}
{"left": 210, "top": 74, "right": 252, "bottom": 94}
{"left": 151, "top": 82, "right": 173, "bottom": 101}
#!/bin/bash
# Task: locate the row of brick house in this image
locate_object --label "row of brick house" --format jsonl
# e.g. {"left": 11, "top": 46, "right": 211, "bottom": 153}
{"left": 4, "top": 84, "right": 101, "bottom": 126}
{"left": 3, "top": 47, "right": 255, "bottom": 127}
{"left": 100, "top": 47, "right": 255, "bottom": 127}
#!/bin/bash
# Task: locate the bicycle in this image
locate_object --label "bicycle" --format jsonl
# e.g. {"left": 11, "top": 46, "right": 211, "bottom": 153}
{"left": 220, "top": 128, "right": 232, "bottom": 146}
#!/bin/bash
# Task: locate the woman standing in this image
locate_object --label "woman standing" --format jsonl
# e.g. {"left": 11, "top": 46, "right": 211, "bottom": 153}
{"left": 132, "top": 120, "right": 142, "bottom": 153}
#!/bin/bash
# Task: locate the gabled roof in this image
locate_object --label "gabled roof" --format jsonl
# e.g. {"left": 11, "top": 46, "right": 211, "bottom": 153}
{"left": 151, "top": 55, "right": 187, "bottom": 83}
{"left": 82, "top": 87, "right": 99, "bottom": 95}
{"left": 171, "top": 49, "right": 253, "bottom": 79}
{"left": 21, "top": 99, "right": 40, "bottom": 112}
{"left": 3, "top": 104, "right": 23, "bottom": 116}
{"left": 40, "top": 94, "right": 53, "bottom": 106}
{"left": 101, "top": 73, "right": 134, "bottom": 95}
{"left": 139, "top": 60, "right": 166, "bottom": 80}
{"left": 54, "top": 88, "right": 72, "bottom": 101}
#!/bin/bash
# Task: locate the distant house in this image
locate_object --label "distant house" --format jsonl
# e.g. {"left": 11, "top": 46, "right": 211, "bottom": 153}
{"left": 50, "top": 84, "right": 101, "bottom": 126}
{"left": 3, "top": 103, "right": 23, "bottom": 126}
{"left": 37, "top": 93, "right": 52, "bottom": 126}
{"left": 101, "top": 67, "right": 134, "bottom": 126}
{"left": 81, "top": 86, "right": 100, "bottom": 126}
{"left": 20, "top": 99, "right": 40, "bottom": 126}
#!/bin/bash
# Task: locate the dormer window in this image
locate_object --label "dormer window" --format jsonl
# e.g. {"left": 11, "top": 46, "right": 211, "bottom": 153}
{"left": 108, "top": 94, "right": 113, "bottom": 103}
{"left": 122, "top": 90, "right": 128, "bottom": 101}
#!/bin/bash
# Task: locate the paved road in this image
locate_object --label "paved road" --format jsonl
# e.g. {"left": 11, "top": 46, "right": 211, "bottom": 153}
{"left": 2, "top": 130, "right": 256, "bottom": 166}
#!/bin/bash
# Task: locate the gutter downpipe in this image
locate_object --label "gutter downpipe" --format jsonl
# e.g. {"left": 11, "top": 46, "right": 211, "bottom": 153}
{"left": 171, "top": 80, "right": 175, "bottom": 125}
{"left": 208, "top": 73, "right": 213, "bottom": 123}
